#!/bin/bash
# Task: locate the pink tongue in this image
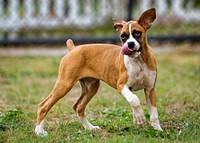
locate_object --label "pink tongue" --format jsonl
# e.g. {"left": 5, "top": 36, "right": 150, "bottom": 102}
{"left": 122, "top": 44, "right": 133, "bottom": 55}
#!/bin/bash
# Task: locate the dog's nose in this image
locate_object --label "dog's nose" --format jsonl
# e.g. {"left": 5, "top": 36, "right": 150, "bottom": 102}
{"left": 128, "top": 42, "right": 135, "bottom": 49}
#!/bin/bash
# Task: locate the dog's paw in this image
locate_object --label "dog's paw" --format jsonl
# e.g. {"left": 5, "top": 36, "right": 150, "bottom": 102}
{"left": 35, "top": 120, "right": 48, "bottom": 136}
{"left": 78, "top": 116, "right": 101, "bottom": 131}
{"left": 35, "top": 126, "right": 48, "bottom": 137}
{"left": 134, "top": 114, "right": 146, "bottom": 128}
{"left": 87, "top": 125, "right": 101, "bottom": 131}
{"left": 150, "top": 119, "right": 162, "bottom": 131}
{"left": 133, "top": 107, "right": 146, "bottom": 128}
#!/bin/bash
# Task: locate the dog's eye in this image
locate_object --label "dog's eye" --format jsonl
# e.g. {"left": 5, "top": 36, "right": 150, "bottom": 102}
{"left": 120, "top": 33, "right": 127, "bottom": 41}
{"left": 133, "top": 31, "right": 142, "bottom": 38}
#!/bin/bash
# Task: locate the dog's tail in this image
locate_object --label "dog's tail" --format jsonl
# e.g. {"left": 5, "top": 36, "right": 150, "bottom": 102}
{"left": 66, "top": 39, "right": 75, "bottom": 51}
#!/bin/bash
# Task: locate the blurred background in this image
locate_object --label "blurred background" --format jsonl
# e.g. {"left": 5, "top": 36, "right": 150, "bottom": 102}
{"left": 0, "top": 1, "right": 200, "bottom": 142}
{"left": 0, "top": 0, "right": 200, "bottom": 47}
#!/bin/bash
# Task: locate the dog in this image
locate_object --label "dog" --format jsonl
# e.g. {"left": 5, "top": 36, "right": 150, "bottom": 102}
{"left": 35, "top": 8, "right": 162, "bottom": 136}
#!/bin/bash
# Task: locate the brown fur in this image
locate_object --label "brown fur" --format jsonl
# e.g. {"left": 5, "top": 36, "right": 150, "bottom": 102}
{"left": 36, "top": 43, "right": 128, "bottom": 124}
{"left": 36, "top": 8, "right": 159, "bottom": 128}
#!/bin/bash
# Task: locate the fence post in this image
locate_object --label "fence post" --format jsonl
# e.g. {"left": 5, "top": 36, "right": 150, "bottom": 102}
{"left": 8, "top": 0, "right": 19, "bottom": 39}
{"left": 0, "top": 0, "right": 2, "bottom": 17}
{"left": 126, "top": 0, "right": 133, "bottom": 21}
{"left": 69, "top": 0, "right": 78, "bottom": 20}
{"left": 0, "top": 0, "right": 2, "bottom": 39}
{"left": 55, "top": 0, "right": 64, "bottom": 17}
{"left": 84, "top": 0, "right": 92, "bottom": 24}
{"left": 40, "top": 0, "right": 49, "bottom": 17}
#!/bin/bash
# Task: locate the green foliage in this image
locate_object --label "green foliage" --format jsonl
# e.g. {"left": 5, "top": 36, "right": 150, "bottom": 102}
{"left": 0, "top": 109, "right": 24, "bottom": 131}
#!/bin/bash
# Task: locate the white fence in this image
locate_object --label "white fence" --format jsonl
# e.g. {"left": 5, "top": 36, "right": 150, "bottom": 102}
{"left": 0, "top": 0, "right": 200, "bottom": 32}
{"left": 140, "top": 0, "right": 200, "bottom": 22}
{"left": 0, "top": 0, "right": 123, "bottom": 31}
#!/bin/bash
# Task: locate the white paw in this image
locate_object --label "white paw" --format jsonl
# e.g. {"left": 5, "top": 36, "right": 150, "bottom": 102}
{"left": 133, "top": 108, "right": 146, "bottom": 128}
{"left": 35, "top": 120, "right": 48, "bottom": 136}
{"left": 149, "top": 107, "right": 162, "bottom": 131}
{"left": 87, "top": 125, "right": 101, "bottom": 131}
{"left": 78, "top": 116, "right": 101, "bottom": 131}
{"left": 134, "top": 114, "right": 146, "bottom": 128}
{"left": 150, "top": 119, "right": 162, "bottom": 131}
{"left": 35, "top": 126, "right": 48, "bottom": 136}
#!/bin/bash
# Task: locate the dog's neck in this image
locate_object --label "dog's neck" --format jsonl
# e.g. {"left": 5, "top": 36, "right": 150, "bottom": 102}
{"left": 139, "top": 42, "right": 157, "bottom": 71}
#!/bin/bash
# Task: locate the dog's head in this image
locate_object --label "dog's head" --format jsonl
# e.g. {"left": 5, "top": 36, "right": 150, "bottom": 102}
{"left": 113, "top": 8, "right": 156, "bottom": 58}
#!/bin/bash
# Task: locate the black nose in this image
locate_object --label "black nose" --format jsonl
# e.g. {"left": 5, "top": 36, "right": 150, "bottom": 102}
{"left": 128, "top": 42, "right": 135, "bottom": 49}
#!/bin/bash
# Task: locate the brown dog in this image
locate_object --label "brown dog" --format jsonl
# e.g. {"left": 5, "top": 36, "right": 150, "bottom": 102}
{"left": 35, "top": 8, "right": 162, "bottom": 136}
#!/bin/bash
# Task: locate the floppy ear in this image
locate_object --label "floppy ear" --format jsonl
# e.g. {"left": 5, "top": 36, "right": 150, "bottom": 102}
{"left": 137, "top": 8, "right": 156, "bottom": 30}
{"left": 113, "top": 18, "right": 126, "bottom": 33}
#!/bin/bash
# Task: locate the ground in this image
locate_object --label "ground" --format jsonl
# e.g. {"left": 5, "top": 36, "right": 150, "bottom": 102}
{"left": 0, "top": 43, "right": 199, "bottom": 143}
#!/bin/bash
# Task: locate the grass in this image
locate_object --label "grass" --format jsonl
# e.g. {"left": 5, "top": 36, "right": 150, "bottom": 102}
{"left": 0, "top": 47, "right": 200, "bottom": 143}
{"left": 15, "top": 22, "right": 200, "bottom": 39}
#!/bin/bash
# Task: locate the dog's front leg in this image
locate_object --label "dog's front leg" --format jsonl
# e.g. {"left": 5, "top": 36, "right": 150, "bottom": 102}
{"left": 121, "top": 85, "right": 146, "bottom": 128}
{"left": 145, "top": 88, "right": 162, "bottom": 131}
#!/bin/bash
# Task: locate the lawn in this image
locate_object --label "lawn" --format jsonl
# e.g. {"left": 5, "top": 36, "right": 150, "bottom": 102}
{"left": 0, "top": 47, "right": 199, "bottom": 143}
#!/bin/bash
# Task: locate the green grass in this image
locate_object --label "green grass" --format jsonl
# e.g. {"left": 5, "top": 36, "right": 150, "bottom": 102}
{"left": 0, "top": 49, "right": 200, "bottom": 143}
{"left": 16, "top": 22, "right": 200, "bottom": 39}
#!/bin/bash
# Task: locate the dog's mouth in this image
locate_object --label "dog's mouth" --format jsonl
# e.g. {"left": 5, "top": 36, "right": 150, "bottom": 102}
{"left": 122, "top": 44, "right": 141, "bottom": 55}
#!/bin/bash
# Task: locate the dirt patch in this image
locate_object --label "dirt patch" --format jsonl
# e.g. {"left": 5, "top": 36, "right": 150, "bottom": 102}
{"left": 161, "top": 101, "right": 196, "bottom": 130}
{"left": 165, "top": 101, "right": 194, "bottom": 118}
{"left": 161, "top": 121, "right": 182, "bottom": 130}
{"left": 100, "top": 130, "right": 113, "bottom": 140}
{"left": 0, "top": 99, "right": 10, "bottom": 112}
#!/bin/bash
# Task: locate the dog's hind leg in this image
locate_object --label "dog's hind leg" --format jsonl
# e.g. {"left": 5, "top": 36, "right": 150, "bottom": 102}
{"left": 35, "top": 79, "right": 75, "bottom": 136}
{"left": 73, "top": 77, "right": 100, "bottom": 130}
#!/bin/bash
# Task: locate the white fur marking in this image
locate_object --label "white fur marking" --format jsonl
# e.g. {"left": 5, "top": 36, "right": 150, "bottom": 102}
{"left": 78, "top": 116, "right": 100, "bottom": 130}
{"left": 150, "top": 107, "right": 162, "bottom": 131}
{"left": 129, "top": 24, "right": 133, "bottom": 39}
{"left": 124, "top": 55, "right": 156, "bottom": 90}
{"left": 126, "top": 23, "right": 140, "bottom": 50}
{"left": 35, "top": 120, "right": 48, "bottom": 136}
{"left": 150, "top": 106, "right": 158, "bottom": 120}
{"left": 121, "top": 85, "right": 146, "bottom": 127}
{"left": 145, "top": 88, "right": 162, "bottom": 131}
{"left": 122, "top": 85, "right": 140, "bottom": 106}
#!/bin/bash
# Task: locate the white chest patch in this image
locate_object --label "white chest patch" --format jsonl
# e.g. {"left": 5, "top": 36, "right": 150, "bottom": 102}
{"left": 124, "top": 55, "right": 156, "bottom": 91}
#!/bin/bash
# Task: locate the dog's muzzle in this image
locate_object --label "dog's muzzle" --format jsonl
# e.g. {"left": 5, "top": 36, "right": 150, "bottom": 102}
{"left": 122, "top": 43, "right": 142, "bottom": 55}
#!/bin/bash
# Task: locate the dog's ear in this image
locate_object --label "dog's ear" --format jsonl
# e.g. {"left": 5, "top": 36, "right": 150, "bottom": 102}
{"left": 113, "top": 18, "right": 126, "bottom": 33}
{"left": 137, "top": 8, "right": 156, "bottom": 30}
